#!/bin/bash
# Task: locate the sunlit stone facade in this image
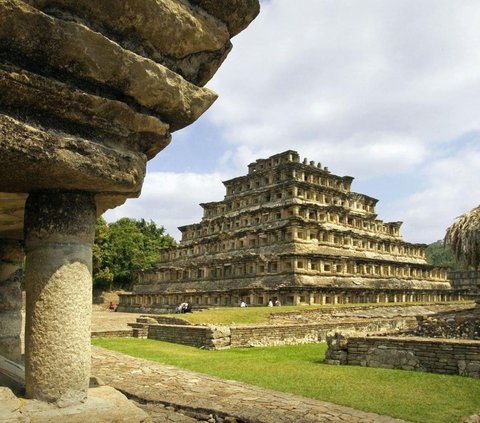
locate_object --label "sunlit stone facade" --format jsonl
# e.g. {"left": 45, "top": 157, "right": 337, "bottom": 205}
{"left": 119, "top": 151, "right": 459, "bottom": 311}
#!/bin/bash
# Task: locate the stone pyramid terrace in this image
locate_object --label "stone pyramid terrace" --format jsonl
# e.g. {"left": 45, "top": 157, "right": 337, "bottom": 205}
{"left": 120, "top": 150, "right": 464, "bottom": 313}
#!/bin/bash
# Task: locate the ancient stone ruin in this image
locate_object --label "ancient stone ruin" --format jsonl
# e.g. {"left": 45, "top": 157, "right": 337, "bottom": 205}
{"left": 0, "top": 0, "right": 259, "bottom": 409}
{"left": 119, "top": 150, "right": 464, "bottom": 312}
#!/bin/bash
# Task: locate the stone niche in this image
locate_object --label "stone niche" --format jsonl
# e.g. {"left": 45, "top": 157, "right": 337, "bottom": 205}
{"left": 0, "top": 0, "right": 259, "bottom": 410}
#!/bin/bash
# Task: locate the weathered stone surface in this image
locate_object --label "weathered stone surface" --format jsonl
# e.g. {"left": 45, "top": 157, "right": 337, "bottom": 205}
{"left": 24, "top": 192, "right": 96, "bottom": 405}
{"left": 0, "top": 194, "right": 26, "bottom": 241}
{"left": 0, "top": 277, "right": 22, "bottom": 312}
{"left": 0, "top": 114, "right": 146, "bottom": 195}
{"left": 0, "top": 0, "right": 259, "bottom": 237}
{"left": 366, "top": 347, "right": 422, "bottom": 370}
{"left": 0, "top": 387, "right": 28, "bottom": 422}
{"left": 191, "top": 0, "right": 261, "bottom": 36}
{"left": 0, "top": 312, "right": 22, "bottom": 339}
{"left": 129, "top": 151, "right": 454, "bottom": 311}
{"left": 26, "top": 0, "right": 233, "bottom": 86}
{"left": 0, "top": 0, "right": 217, "bottom": 132}
{"left": 0, "top": 66, "right": 171, "bottom": 159}
{"left": 0, "top": 239, "right": 24, "bottom": 263}
{"left": 415, "top": 306, "right": 480, "bottom": 339}
{"left": 2, "top": 386, "right": 151, "bottom": 422}
{"left": 27, "top": 0, "right": 229, "bottom": 58}
{"left": 92, "top": 346, "right": 409, "bottom": 423}
{"left": 326, "top": 334, "right": 480, "bottom": 378}
{"left": 0, "top": 239, "right": 23, "bottom": 363}
{"left": 0, "top": 0, "right": 260, "bottom": 407}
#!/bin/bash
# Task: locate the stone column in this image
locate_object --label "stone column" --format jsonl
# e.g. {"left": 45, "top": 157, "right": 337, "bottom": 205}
{"left": 24, "top": 191, "right": 96, "bottom": 406}
{"left": 0, "top": 239, "right": 23, "bottom": 363}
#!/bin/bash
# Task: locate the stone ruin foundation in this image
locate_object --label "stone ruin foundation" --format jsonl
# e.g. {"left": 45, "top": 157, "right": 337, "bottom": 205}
{"left": 0, "top": 0, "right": 259, "bottom": 416}
{"left": 325, "top": 302, "right": 480, "bottom": 379}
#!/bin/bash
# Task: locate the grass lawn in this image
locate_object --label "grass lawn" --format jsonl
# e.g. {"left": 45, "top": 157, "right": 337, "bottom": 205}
{"left": 159, "top": 302, "right": 470, "bottom": 325}
{"left": 92, "top": 338, "right": 480, "bottom": 423}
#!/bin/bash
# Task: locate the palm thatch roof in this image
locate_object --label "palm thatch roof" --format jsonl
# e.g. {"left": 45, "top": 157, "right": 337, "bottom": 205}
{"left": 445, "top": 205, "right": 480, "bottom": 270}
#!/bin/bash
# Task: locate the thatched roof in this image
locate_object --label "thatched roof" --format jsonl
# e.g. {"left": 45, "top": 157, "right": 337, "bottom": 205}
{"left": 445, "top": 205, "right": 480, "bottom": 270}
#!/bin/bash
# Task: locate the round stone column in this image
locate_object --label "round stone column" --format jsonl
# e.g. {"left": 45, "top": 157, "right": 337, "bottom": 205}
{"left": 24, "top": 191, "right": 96, "bottom": 406}
{"left": 0, "top": 239, "right": 23, "bottom": 364}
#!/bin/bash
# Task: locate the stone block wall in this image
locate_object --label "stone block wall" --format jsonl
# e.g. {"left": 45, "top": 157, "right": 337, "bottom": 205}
{"left": 325, "top": 334, "right": 480, "bottom": 378}
{"left": 448, "top": 271, "right": 480, "bottom": 291}
{"left": 146, "top": 318, "right": 412, "bottom": 350}
{"left": 91, "top": 330, "right": 133, "bottom": 338}
{"left": 151, "top": 316, "right": 192, "bottom": 325}
{"left": 148, "top": 324, "right": 207, "bottom": 348}
{"left": 230, "top": 319, "right": 412, "bottom": 348}
{"left": 415, "top": 313, "right": 480, "bottom": 339}
{"left": 147, "top": 324, "right": 231, "bottom": 349}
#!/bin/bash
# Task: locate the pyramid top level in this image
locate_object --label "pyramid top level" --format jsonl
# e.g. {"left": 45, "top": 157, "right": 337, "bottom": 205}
{"left": 222, "top": 150, "right": 356, "bottom": 196}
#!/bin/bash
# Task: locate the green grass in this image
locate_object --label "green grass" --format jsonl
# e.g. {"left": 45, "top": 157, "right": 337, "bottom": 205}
{"left": 92, "top": 338, "right": 480, "bottom": 423}
{"left": 169, "top": 305, "right": 296, "bottom": 324}
{"left": 159, "top": 301, "right": 471, "bottom": 325}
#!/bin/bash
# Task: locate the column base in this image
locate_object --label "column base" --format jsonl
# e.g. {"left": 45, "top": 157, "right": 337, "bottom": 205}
{"left": 1, "top": 385, "right": 149, "bottom": 422}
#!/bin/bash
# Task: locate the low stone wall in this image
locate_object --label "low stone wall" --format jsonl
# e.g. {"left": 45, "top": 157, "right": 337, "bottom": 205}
{"left": 148, "top": 324, "right": 231, "bottom": 349}
{"left": 91, "top": 330, "right": 133, "bottom": 338}
{"left": 325, "top": 334, "right": 480, "bottom": 378}
{"left": 414, "top": 311, "right": 480, "bottom": 339}
{"left": 147, "top": 318, "right": 413, "bottom": 350}
{"left": 449, "top": 271, "right": 480, "bottom": 291}
{"left": 116, "top": 304, "right": 174, "bottom": 314}
{"left": 230, "top": 324, "right": 320, "bottom": 348}
{"left": 149, "top": 316, "right": 192, "bottom": 325}
{"left": 230, "top": 318, "right": 412, "bottom": 348}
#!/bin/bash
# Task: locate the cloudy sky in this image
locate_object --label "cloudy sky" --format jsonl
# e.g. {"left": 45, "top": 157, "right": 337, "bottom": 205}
{"left": 106, "top": 0, "right": 480, "bottom": 244}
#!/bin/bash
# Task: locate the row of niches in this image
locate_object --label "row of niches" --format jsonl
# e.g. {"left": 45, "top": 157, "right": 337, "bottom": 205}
{"left": 226, "top": 168, "right": 349, "bottom": 196}
{"left": 164, "top": 229, "right": 424, "bottom": 262}
{"left": 247, "top": 150, "right": 299, "bottom": 174}
{"left": 204, "top": 186, "right": 374, "bottom": 219}
{"left": 123, "top": 291, "right": 454, "bottom": 308}
{"left": 185, "top": 208, "right": 397, "bottom": 241}
{"left": 146, "top": 257, "right": 447, "bottom": 284}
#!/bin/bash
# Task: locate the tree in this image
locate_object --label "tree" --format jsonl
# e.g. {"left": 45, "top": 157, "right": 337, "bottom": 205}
{"left": 444, "top": 205, "right": 480, "bottom": 270}
{"left": 425, "top": 240, "right": 466, "bottom": 271}
{"left": 92, "top": 217, "right": 175, "bottom": 289}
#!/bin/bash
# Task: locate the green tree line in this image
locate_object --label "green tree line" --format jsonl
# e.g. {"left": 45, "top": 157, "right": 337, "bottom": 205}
{"left": 425, "top": 240, "right": 467, "bottom": 271}
{"left": 93, "top": 217, "right": 175, "bottom": 290}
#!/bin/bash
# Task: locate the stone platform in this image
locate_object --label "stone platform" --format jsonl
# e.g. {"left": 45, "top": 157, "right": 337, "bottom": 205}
{"left": 0, "top": 385, "right": 149, "bottom": 422}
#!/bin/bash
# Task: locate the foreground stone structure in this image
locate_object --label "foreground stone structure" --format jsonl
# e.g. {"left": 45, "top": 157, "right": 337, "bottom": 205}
{"left": 120, "top": 151, "right": 459, "bottom": 311}
{"left": 325, "top": 333, "right": 480, "bottom": 378}
{"left": 0, "top": 0, "right": 259, "bottom": 407}
{"left": 325, "top": 302, "right": 480, "bottom": 380}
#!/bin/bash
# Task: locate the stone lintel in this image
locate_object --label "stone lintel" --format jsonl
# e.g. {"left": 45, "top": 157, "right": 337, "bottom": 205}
{"left": 0, "top": 0, "right": 218, "bottom": 131}
{"left": 0, "top": 114, "right": 146, "bottom": 196}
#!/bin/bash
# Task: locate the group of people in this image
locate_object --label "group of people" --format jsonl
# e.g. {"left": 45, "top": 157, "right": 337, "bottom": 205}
{"left": 176, "top": 302, "right": 192, "bottom": 313}
{"left": 240, "top": 299, "right": 281, "bottom": 307}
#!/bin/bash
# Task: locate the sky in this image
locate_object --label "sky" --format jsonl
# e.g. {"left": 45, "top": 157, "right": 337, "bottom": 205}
{"left": 106, "top": 0, "right": 480, "bottom": 244}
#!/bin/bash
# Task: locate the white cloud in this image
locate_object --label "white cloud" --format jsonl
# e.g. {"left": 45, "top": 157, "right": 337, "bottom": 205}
{"left": 385, "top": 140, "right": 480, "bottom": 243}
{"left": 208, "top": 0, "right": 480, "bottom": 170}
{"left": 104, "top": 172, "right": 225, "bottom": 241}
{"left": 111, "top": 1, "right": 480, "bottom": 245}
